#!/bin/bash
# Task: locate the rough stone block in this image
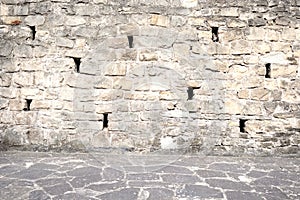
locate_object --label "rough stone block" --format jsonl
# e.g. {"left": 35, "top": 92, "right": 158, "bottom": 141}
{"left": 56, "top": 37, "right": 74, "bottom": 48}
{"left": 230, "top": 40, "right": 251, "bottom": 55}
{"left": 150, "top": 15, "right": 170, "bottom": 27}
{"left": 219, "top": 7, "right": 239, "bottom": 17}
{"left": 180, "top": 0, "right": 198, "bottom": 8}
{"left": 24, "top": 15, "right": 45, "bottom": 26}
{"left": 261, "top": 52, "right": 289, "bottom": 65}
{"left": 104, "top": 63, "right": 127, "bottom": 76}
{"left": 1, "top": 16, "right": 22, "bottom": 25}
{"left": 65, "top": 16, "right": 86, "bottom": 26}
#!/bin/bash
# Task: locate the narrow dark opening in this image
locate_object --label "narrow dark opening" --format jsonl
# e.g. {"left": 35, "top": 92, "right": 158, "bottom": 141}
{"left": 187, "top": 87, "right": 194, "bottom": 100}
{"left": 265, "top": 63, "right": 271, "bottom": 78}
{"left": 23, "top": 99, "right": 32, "bottom": 111}
{"left": 103, "top": 113, "right": 108, "bottom": 129}
{"left": 239, "top": 119, "right": 248, "bottom": 133}
{"left": 127, "top": 36, "right": 133, "bottom": 48}
{"left": 212, "top": 27, "right": 219, "bottom": 42}
{"left": 29, "top": 26, "right": 36, "bottom": 40}
{"left": 72, "top": 58, "right": 81, "bottom": 73}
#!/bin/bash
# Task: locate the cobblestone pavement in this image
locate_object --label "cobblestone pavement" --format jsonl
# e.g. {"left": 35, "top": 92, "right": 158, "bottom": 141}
{"left": 0, "top": 151, "right": 299, "bottom": 200}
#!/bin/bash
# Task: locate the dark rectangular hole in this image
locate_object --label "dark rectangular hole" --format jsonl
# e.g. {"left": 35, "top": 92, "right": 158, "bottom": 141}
{"left": 72, "top": 57, "right": 81, "bottom": 73}
{"left": 239, "top": 119, "right": 248, "bottom": 133}
{"left": 187, "top": 87, "right": 194, "bottom": 100}
{"left": 265, "top": 63, "right": 271, "bottom": 78}
{"left": 127, "top": 36, "right": 133, "bottom": 48}
{"left": 212, "top": 27, "right": 219, "bottom": 42}
{"left": 23, "top": 99, "right": 32, "bottom": 111}
{"left": 29, "top": 26, "right": 36, "bottom": 40}
{"left": 103, "top": 113, "right": 108, "bottom": 129}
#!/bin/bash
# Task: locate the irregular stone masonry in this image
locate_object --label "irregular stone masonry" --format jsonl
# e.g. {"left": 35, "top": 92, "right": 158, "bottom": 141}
{"left": 0, "top": 0, "right": 299, "bottom": 155}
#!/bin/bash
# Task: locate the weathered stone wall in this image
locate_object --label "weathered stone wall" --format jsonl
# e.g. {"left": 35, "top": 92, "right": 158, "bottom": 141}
{"left": 0, "top": 0, "right": 299, "bottom": 155}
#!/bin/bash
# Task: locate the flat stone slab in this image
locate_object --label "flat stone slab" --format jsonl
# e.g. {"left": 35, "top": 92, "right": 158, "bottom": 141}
{"left": 0, "top": 151, "right": 299, "bottom": 199}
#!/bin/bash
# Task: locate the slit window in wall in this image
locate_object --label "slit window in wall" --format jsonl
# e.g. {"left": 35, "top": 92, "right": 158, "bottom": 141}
{"left": 239, "top": 119, "right": 248, "bottom": 133}
{"left": 265, "top": 63, "right": 271, "bottom": 78}
{"left": 103, "top": 113, "right": 108, "bottom": 129}
{"left": 23, "top": 99, "right": 32, "bottom": 111}
{"left": 29, "top": 26, "right": 36, "bottom": 40}
{"left": 187, "top": 87, "right": 194, "bottom": 100}
{"left": 212, "top": 27, "right": 219, "bottom": 42}
{"left": 127, "top": 36, "right": 133, "bottom": 48}
{"left": 72, "top": 57, "right": 81, "bottom": 73}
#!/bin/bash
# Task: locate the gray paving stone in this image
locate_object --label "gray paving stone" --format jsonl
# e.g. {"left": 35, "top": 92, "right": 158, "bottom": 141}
{"left": 102, "top": 167, "right": 124, "bottom": 181}
{"left": 96, "top": 188, "right": 140, "bottom": 200}
{"left": 53, "top": 193, "right": 97, "bottom": 200}
{"left": 177, "top": 184, "right": 223, "bottom": 198}
{"left": 195, "top": 169, "right": 227, "bottom": 178}
{"left": 146, "top": 188, "right": 174, "bottom": 200}
{"left": 43, "top": 182, "right": 73, "bottom": 196}
{"left": 86, "top": 182, "right": 126, "bottom": 192}
{"left": 206, "top": 178, "right": 253, "bottom": 191}
{"left": 226, "top": 191, "right": 264, "bottom": 200}
{"left": 8, "top": 168, "right": 53, "bottom": 180}
{"left": 70, "top": 174, "right": 102, "bottom": 188}
{"left": 127, "top": 173, "right": 160, "bottom": 181}
{"left": 67, "top": 166, "right": 102, "bottom": 177}
{"left": 29, "top": 190, "right": 50, "bottom": 200}
{"left": 152, "top": 165, "right": 194, "bottom": 174}
{"left": 161, "top": 174, "right": 201, "bottom": 184}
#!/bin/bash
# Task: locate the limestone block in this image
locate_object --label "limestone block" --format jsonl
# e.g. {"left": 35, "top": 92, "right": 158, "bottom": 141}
{"left": 31, "top": 100, "right": 51, "bottom": 110}
{"left": 13, "top": 72, "right": 34, "bottom": 87}
{"left": 180, "top": 0, "right": 198, "bottom": 8}
{"left": 93, "top": 0, "right": 107, "bottom": 4}
{"left": 60, "top": 87, "right": 75, "bottom": 101}
{"left": 24, "top": 15, "right": 45, "bottom": 26}
{"left": 150, "top": 15, "right": 170, "bottom": 27}
{"left": 252, "top": 41, "right": 271, "bottom": 54}
{"left": 248, "top": 18, "right": 266, "bottom": 27}
{"left": 230, "top": 40, "right": 251, "bottom": 55}
{"left": 281, "top": 28, "right": 296, "bottom": 41}
{"left": 237, "top": 90, "right": 250, "bottom": 99}
{"left": 13, "top": 5, "right": 29, "bottom": 16}
{"left": 247, "top": 27, "right": 265, "bottom": 40}
{"left": 56, "top": 37, "right": 74, "bottom": 48}
{"left": 139, "top": 50, "right": 158, "bottom": 61}
{"left": 20, "top": 88, "right": 40, "bottom": 97}
{"left": 220, "top": 29, "right": 243, "bottom": 42}
{"left": 13, "top": 44, "right": 33, "bottom": 58}
{"left": 159, "top": 91, "right": 178, "bottom": 100}
{"left": 261, "top": 52, "right": 289, "bottom": 65}
{"left": 119, "top": 24, "right": 139, "bottom": 35}
{"left": 173, "top": 43, "right": 190, "bottom": 58}
{"left": 9, "top": 99, "right": 24, "bottom": 111}
{"left": 265, "top": 29, "right": 280, "bottom": 41}
{"left": 113, "top": 78, "right": 132, "bottom": 90}
{"left": 104, "top": 62, "right": 127, "bottom": 76}
{"left": 0, "top": 88, "right": 17, "bottom": 98}
{"left": 1, "top": 16, "right": 21, "bottom": 25}
{"left": 171, "top": 16, "right": 186, "bottom": 27}
{"left": 224, "top": 100, "right": 243, "bottom": 114}
{"left": 65, "top": 16, "right": 86, "bottom": 26}
{"left": 271, "top": 65, "right": 298, "bottom": 78}
{"left": 250, "top": 88, "right": 270, "bottom": 101}
{"left": 219, "top": 7, "right": 239, "bottom": 17}
{"left": 106, "top": 37, "right": 128, "bottom": 49}
{"left": 0, "top": 98, "right": 8, "bottom": 109}
{"left": 244, "top": 120, "right": 263, "bottom": 133}
{"left": 94, "top": 77, "right": 112, "bottom": 89}
{"left": 243, "top": 101, "right": 263, "bottom": 115}
{"left": 0, "top": 40, "right": 13, "bottom": 57}
{"left": 0, "top": 73, "right": 11, "bottom": 87}
{"left": 226, "top": 19, "right": 247, "bottom": 28}
{"left": 271, "top": 42, "right": 292, "bottom": 53}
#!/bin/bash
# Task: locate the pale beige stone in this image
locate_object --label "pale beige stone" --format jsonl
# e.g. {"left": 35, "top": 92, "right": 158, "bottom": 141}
{"left": 220, "top": 7, "right": 239, "bottom": 17}
{"left": 250, "top": 88, "right": 270, "bottom": 101}
{"left": 271, "top": 64, "right": 298, "bottom": 78}
{"left": 104, "top": 62, "right": 127, "bottom": 76}
{"left": 281, "top": 28, "right": 296, "bottom": 41}
{"left": 252, "top": 41, "right": 271, "bottom": 54}
{"left": 139, "top": 50, "right": 158, "bottom": 61}
{"left": 180, "top": 0, "right": 198, "bottom": 8}
{"left": 237, "top": 90, "right": 250, "bottom": 99}
{"left": 150, "top": 15, "right": 170, "bottom": 27}
{"left": 1, "top": 16, "right": 21, "bottom": 25}
{"left": 231, "top": 40, "right": 251, "bottom": 55}
{"left": 261, "top": 52, "right": 289, "bottom": 65}
{"left": 247, "top": 27, "right": 265, "bottom": 41}
{"left": 24, "top": 15, "right": 45, "bottom": 26}
{"left": 224, "top": 100, "right": 243, "bottom": 114}
{"left": 66, "top": 16, "right": 86, "bottom": 26}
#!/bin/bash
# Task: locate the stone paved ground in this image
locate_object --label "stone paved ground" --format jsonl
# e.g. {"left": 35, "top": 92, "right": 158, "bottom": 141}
{"left": 0, "top": 151, "right": 299, "bottom": 200}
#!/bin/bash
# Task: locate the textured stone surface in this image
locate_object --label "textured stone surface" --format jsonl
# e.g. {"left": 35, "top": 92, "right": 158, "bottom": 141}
{"left": 0, "top": 151, "right": 299, "bottom": 200}
{"left": 0, "top": 0, "right": 299, "bottom": 156}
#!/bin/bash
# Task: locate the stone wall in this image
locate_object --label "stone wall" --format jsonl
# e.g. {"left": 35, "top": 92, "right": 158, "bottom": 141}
{"left": 0, "top": 0, "right": 299, "bottom": 155}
